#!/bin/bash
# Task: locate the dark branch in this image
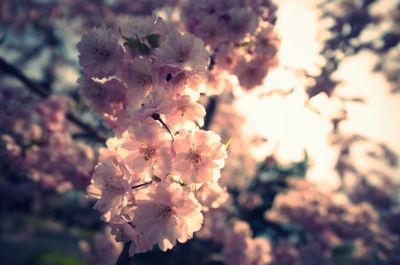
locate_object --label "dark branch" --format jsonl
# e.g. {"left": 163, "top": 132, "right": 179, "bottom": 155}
{"left": 0, "top": 57, "right": 49, "bottom": 97}
{"left": 0, "top": 57, "right": 107, "bottom": 143}
{"left": 115, "top": 242, "right": 133, "bottom": 265}
{"left": 66, "top": 113, "right": 107, "bottom": 142}
{"left": 203, "top": 96, "right": 218, "bottom": 130}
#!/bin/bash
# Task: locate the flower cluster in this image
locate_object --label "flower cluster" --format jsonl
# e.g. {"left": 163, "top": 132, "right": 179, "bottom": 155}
{"left": 0, "top": 87, "right": 95, "bottom": 192}
{"left": 78, "top": 16, "right": 228, "bottom": 255}
{"left": 80, "top": 227, "right": 123, "bottom": 265}
{"left": 266, "top": 178, "right": 398, "bottom": 264}
{"left": 0, "top": 0, "right": 178, "bottom": 30}
{"left": 182, "top": 0, "right": 280, "bottom": 91}
{"left": 223, "top": 220, "right": 272, "bottom": 265}
{"left": 198, "top": 209, "right": 272, "bottom": 265}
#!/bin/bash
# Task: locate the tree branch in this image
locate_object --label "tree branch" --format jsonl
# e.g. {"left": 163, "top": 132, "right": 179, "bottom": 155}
{"left": 203, "top": 96, "right": 218, "bottom": 130}
{"left": 0, "top": 56, "right": 107, "bottom": 143}
{"left": 115, "top": 242, "right": 133, "bottom": 265}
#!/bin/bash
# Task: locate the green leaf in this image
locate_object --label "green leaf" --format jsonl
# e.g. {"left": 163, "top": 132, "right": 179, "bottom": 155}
{"left": 146, "top": 34, "right": 161, "bottom": 48}
{"left": 124, "top": 37, "right": 150, "bottom": 54}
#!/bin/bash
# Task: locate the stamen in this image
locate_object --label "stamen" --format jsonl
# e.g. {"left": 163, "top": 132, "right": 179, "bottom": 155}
{"left": 139, "top": 145, "right": 157, "bottom": 161}
{"left": 188, "top": 149, "right": 204, "bottom": 168}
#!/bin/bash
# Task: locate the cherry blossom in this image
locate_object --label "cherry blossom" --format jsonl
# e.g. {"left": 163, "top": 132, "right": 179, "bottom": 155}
{"left": 110, "top": 216, "right": 154, "bottom": 255}
{"left": 118, "top": 120, "right": 172, "bottom": 180}
{"left": 132, "top": 182, "right": 203, "bottom": 251}
{"left": 164, "top": 94, "right": 206, "bottom": 129}
{"left": 87, "top": 157, "right": 136, "bottom": 222}
{"left": 195, "top": 182, "right": 229, "bottom": 211}
{"left": 153, "top": 30, "right": 209, "bottom": 73}
{"left": 77, "top": 27, "right": 124, "bottom": 78}
{"left": 117, "top": 57, "right": 154, "bottom": 108}
{"left": 173, "top": 129, "right": 227, "bottom": 184}
{"left": 75, "top": 15, "right": 228, "bottom": 257}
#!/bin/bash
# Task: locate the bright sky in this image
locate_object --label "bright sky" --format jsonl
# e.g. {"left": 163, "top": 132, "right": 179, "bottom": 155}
{"left": 236, "top": 0, "right": 400, "bottom": 189}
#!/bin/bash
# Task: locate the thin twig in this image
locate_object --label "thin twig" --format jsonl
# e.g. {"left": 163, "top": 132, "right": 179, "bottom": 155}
{"left": 131, "top": 180, "right": 152, "bottom": 190}
{"left": 0, "top": 56, "right": 107, "bottom": 143}
{"left": 151, "top": 113, "right": 174, "bottom": 141}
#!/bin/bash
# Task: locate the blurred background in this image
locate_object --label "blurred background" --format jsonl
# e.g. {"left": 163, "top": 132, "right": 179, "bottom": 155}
{"left": 0, "top": 0, "right": 399, "bottom": 265}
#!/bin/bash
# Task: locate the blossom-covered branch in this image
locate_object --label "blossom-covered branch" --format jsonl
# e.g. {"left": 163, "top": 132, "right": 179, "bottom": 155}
{"left": 77, "top": 16, "right": 228, "bottom": 256}
{"left": 0, "top": 56, "right": 108, "bottom": 142}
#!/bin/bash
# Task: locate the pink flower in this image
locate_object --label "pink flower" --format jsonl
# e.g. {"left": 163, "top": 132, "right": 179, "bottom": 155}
{"left": 78, "top": 19, "right": 230, "bottom": 256}
{"left": 197, "top": 209, "right": 228, "bottom": 240}
{"left": 132, "top": 182, "right": 203, "bottom": 251}
{"left": 254, "top": 26, "right": 280, "bottom": 58}
{"left": 223, "top": 221, "right": 272, "bottom": 265}
{"left": 77, "top": 27, "right": 124, "bottom": 78}
{"left": 164, "top": 94, "right": 206, "bottom": 129}
{"left": 122, "top": 15, "right": 169, "bottom": 43}
{"left": 192, "top": 15, "right": 228, "bottom": 47}
{"left": 99, "top": 137, "right": 120, "bottom": 161}
{"left": 153, "top": 30, "right": 209, "bottom": 73}
{"left": 117, "top": 57, "right": 154, "bottom": 108}
{"left": 225, "top": 8, "right": 258, "bottom": 43}
{"left": 214, "top": 44, "right": 238, "bottom": 71}
{"left": 78, "top": 77, "right": 129, "bottom": 131}
{"left": 195, "top": 182, "right": 229, "bottom": 211}
{"left": 78, "top": 76, "right": 108, "bottom": 115}
{"left": 78, "top": 77, "right": 127, "bottom": 117}
{"left": 173, "top": 129, "right": 227, "bottom": 184}
{"left": 233, "top": 57, "right": 269, "bottom": 90}
{"left": 110, "top": 216, "right": 154, "bottom": 255}
{"left": 247, "top": 238, "right": 272, "bottom": 265}
{"left": 87, "top": 157, "right": 138, "bottom": 221}
{"left": 118, "top": 120, "right": 172, "bottom": 180}
{"left": 35, "top": 96, "right": 69, "bottom": 132}
{"left": 129, "top": 89, "right": 172, "bottom": 122}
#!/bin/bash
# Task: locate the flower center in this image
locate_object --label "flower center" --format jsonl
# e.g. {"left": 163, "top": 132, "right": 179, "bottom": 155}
{"left": 157, "top": 205, "right": 174, "bottom": 221}
{"left": 179, "top": 106, "right": 187, "bottom": 116}
{"left": 178, "top": 50, "right": 190, "bottom": 63}
{"left": 104, "top": 182, "right": 124, "bottom": 196}
{"left": 246, "top": 67, "right": 257, "bottom": 76}
{"left": 225, "top": 56, "right": 233, "bottom": 65}
{"left": 188, "top": 150, "right": 204, "bottom": 168}
{"left": 260, "top": 37, "right": 269, "bottom": 47}
{"left": 137, "top": 74, "right": 152, "bottom": 87}
{"left": 140, "top": 145, "right": 157, "bottom": 161}
{"left": 94, "top": 47, "right": 111, "bottom": 60}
